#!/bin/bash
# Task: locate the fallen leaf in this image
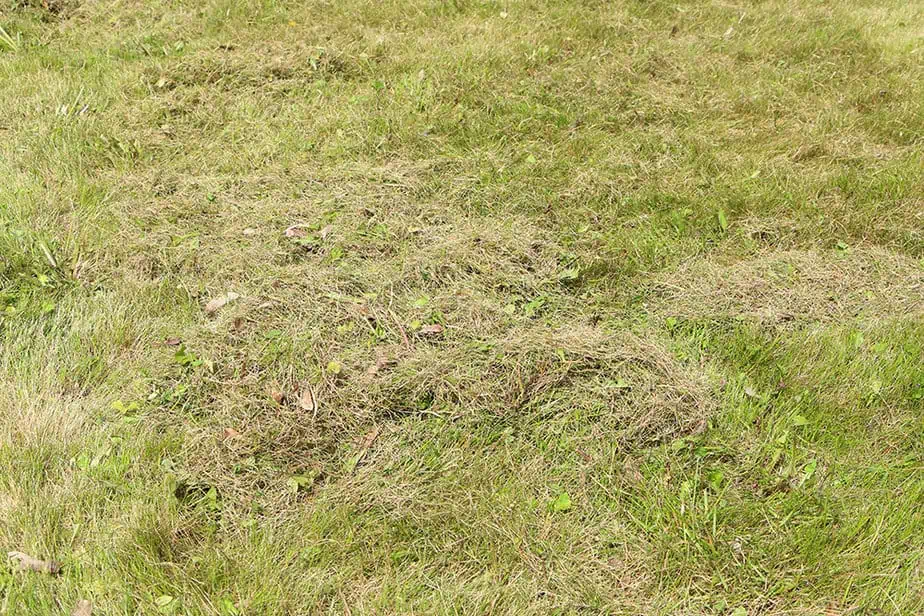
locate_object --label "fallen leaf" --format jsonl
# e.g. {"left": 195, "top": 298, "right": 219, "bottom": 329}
{"left": 223, "top": 427, "right": 240, "bottom": 439}
{"left": 419, "top": 324, "right": 444, "bottom": 335}
{"left": 267, "top": 381, "right": 284, "bottom": 404}
{"left": 286, "top": 474, "right": 316, "bottom": 494}
{"left": 299, "top": 385, "right": 317, "bottom": 412}
{"left": 284, "top": 225, "right": 308, "bottom": 238}
{"left": 165, "top": 337, "right": 182, "bottom": 346}
{"left": 154, "top": 595, "right": 174, "bottom": 608}
{"left": 551, "top": 492, "right": 572, "bottom": 512}
{"left": 367, "top": 355, "right": 393, "bottom": 376}
{"left": 72, "top": 600, "right": 92, "bottom": 616}
{"left": 231, "top": 317, "right": 245, "bottom": 332}
{"left": 744, "top": 385, "right": 757, "bottom": 398}
{"left": 7, "top": 551, "right": 61, "bottom": 574}
{"left": 242, "top": 228, "right": 258, "bottom": 236}
{"left": 204, "top": 292, "right": 240, "bottom": 315}
{"left": 359, "top": 426, "right": 381, "bottom": 450}
{"left": 326, "top": 360, "right": 343, "bottom": 376}
{"left": 319, "top": 225, "right": 334, "bottom": 239}
{"left": 717, "top": 208, "right": 729, "bottom": 232}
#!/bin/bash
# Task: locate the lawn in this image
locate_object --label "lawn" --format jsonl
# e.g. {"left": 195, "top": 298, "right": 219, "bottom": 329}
{"left": 0, "top": 0, "right": 922, "bottom": 613}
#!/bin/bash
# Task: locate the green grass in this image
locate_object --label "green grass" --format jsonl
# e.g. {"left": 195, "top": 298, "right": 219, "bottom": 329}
{"left": 1, "top": 0, "right": 922, "bottom": 613}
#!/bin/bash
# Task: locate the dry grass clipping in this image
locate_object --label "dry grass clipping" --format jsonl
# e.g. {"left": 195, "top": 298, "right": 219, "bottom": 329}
{"left": 651, "top": 248, "right": 923, "bottom": 324}
{"left": 173, "top": 324, "right": 712, "bottom": 516}
{"left": 357, "top": 325, "right": 711, "bottom": 443}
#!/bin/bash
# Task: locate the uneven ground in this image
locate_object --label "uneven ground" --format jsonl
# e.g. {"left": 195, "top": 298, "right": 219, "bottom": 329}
{"left": 1, "top": 0, "right": 922, "bottom": 613}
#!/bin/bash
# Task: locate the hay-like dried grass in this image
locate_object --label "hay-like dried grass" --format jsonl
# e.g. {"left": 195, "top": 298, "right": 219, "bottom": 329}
{"left": 175, "top": 324, "right": 712, "bottom": 516}
{"left": 652, "top": 248, "right": 923, "bottom": 324}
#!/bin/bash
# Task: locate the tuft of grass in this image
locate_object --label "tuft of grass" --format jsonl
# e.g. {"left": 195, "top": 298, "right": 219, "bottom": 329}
{"left": 1, "top": 0, "right": 922, "bottom": 613}
{"left": 0, "top": 24, "right": 19, "bottom": 52}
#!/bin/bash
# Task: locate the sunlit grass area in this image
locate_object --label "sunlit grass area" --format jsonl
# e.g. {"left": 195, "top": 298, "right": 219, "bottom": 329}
{"left": 1, "top": 0, "right": 922, "bottom": 613}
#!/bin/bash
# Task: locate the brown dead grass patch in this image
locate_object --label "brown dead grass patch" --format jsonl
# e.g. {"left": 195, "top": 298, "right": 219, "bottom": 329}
{"left": 651, "top": 248, "right": 923, "bottom": 325}
{"left": 359, "top": 325, "right": 711, "bottom": 437}
{"left": 174, "top": 324, "right": 712, "bottom": 516}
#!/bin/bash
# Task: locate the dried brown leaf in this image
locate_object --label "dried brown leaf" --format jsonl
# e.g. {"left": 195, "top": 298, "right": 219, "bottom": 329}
{"left": 267, "top": 381, "right": 284, "bottom": 404}
{"left": 299, "top": 385, "right": 317, "bottom": 412}
{"left": 204, "top": 292, "right": 240, "bottom": 315}
{"left": 72, "top": 600, "right": 92, "bottom": 616}
{"left": 359, "top": 426, "right": 381, "bottom": 450}
{"left": 367, "top": 356, "right": 393, "bottom": 376}
{"left": 7, "top": 551, "right": 61, "bottom": 575}
{"left": 223, "top": 427, "right": 241, "bottom": 439}
{"left": 419, "top": 324, "right": 444, "bottom": 335}
{"left": 165, "top": 337, "right": 182, "bottom": 347}
{"left": 284, "top": 225, "right": 308, "bottom": 238}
